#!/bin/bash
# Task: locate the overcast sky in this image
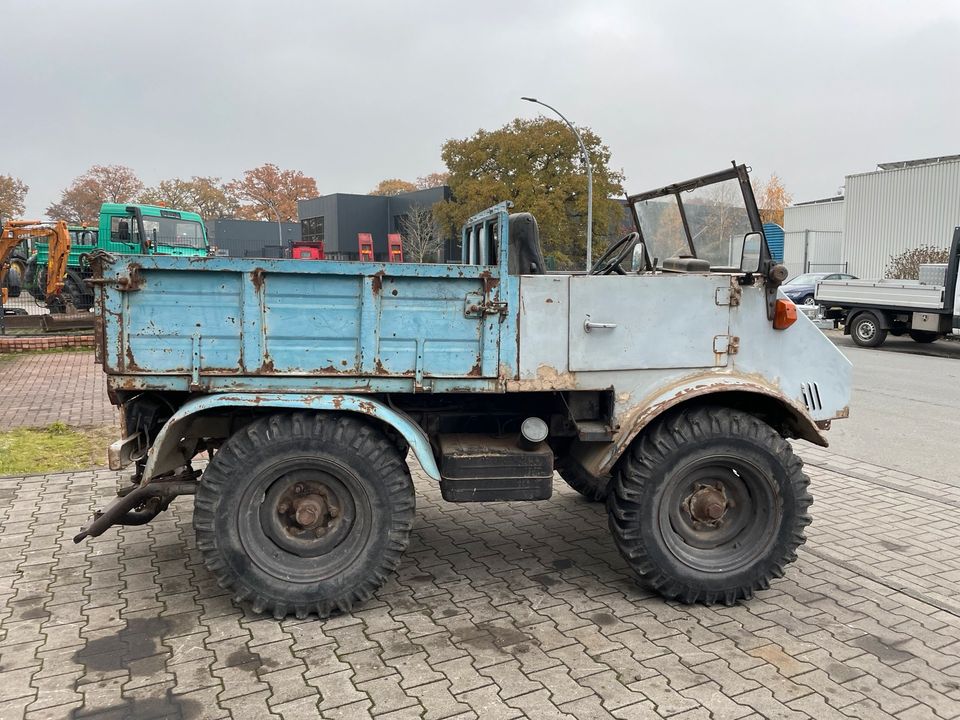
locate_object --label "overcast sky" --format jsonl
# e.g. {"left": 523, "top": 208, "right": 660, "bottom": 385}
{"left": 3, "top": 0, "right": 958, "bottom": 218}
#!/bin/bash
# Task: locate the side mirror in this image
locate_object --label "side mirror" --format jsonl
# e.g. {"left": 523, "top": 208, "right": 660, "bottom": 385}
{"left": 740, "top": 231, "right": 762, "bottom": 273}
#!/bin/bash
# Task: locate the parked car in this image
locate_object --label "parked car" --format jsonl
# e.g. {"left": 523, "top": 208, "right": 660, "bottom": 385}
{"left": 783, "top": 272, "right": 857, "bottom": 305}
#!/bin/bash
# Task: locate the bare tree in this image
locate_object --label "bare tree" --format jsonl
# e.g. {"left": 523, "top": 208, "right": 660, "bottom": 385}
{"left": 400, "top": 204, "right": 443, "bottom": 262}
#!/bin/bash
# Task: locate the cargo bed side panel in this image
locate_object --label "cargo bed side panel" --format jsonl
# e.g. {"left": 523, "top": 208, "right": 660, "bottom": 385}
{"left": 103, "top": 256, "right": 505, "bottom": 382}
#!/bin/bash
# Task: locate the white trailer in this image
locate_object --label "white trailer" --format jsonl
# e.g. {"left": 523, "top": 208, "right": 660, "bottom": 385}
{"left": 815, "top": 228, "right": 960, "bottom": 347}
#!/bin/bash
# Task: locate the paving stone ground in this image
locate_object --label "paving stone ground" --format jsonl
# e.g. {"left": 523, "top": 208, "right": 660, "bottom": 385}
{"left": 0, "top": 351, "right": 116, "bottom": 431}
{"left": 1, "top": 447, "right": 959, "bottom": 720}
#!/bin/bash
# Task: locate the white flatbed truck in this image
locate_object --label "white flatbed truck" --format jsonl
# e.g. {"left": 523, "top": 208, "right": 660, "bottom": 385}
{"left": 816, "top": 228, "right": 960, "bottom": 347}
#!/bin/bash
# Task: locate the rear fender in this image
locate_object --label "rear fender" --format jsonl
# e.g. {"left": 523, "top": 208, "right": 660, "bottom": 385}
{"left": 140, "top": 393, "right": 439, "bottom": 483}
{"left": 579, "top": 377, "right": 827, "bottom": 477}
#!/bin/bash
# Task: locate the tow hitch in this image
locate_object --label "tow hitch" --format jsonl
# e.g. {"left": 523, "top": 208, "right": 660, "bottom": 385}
{"left": 74, "top": 467, "right": 199, "bottom": 543}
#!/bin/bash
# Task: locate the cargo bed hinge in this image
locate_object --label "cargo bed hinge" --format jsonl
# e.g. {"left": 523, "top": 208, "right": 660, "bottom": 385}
{"left": 715, "top": 284, "right": 741, "bottom": 306}
{"left": 713, "top": 335, "right": 740, "bottom": 356}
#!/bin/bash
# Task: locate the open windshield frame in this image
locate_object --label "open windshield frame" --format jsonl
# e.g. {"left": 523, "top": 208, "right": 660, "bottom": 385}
{"left": 625, "top": 162, "right": 769, "bottom": 272}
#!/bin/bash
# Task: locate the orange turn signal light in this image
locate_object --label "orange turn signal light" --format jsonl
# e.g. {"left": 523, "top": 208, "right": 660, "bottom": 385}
{"left": 773, "top": 298, "right": 797, "bottom": 330}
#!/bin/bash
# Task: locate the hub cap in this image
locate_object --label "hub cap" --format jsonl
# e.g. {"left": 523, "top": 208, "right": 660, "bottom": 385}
{"left": 856, "top": 319, "right": 877, "bottom": 342}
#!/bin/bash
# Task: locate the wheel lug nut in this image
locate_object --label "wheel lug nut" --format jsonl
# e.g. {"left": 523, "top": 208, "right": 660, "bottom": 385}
{"left": 278, "top": 502, "right": 289, "bottom": 513}
{"left": 294, "top": 484, "right": 304, "bottom": 494}
{"left": 329, "top": 507, "right": 339, "bottom": 518}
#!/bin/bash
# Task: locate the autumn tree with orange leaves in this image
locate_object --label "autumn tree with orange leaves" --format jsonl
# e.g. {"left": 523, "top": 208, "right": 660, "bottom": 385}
{"left": 0, "top": 174, "right": 28, "bottom": 219}
{"left": 47, "top": 165, "right": 144, "bottom": 224}
{"left": 752, "top": 173, "right": 792, "bottom": 226}
{"left": 139, "top": 177, "right": 238, "bottom": 219}
{"left": 415, "top": 172, "right": 449, "bottom": 190}
{"left": 370, "top": 173, "right": 450, "bottom": 196}
{"left": 369, "top": 178, "right": 417, "bottom": 196}
{"left": 228, "top": 164, "right": 319, "bottom": 222}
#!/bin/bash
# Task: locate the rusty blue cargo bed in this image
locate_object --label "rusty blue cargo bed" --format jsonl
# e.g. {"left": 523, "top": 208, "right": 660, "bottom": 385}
{"left": 94, "top": 252, "right": 516, "bottom": 395}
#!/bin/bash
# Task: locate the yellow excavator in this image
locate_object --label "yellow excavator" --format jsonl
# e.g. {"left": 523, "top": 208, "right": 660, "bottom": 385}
{"left": 1, "top": 220, "right": 71, "bottom": 311}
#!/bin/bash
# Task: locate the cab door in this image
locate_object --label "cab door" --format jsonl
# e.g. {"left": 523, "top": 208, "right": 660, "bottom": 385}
{"left": 568, "top": 274, "right": 733, "bottom": 371}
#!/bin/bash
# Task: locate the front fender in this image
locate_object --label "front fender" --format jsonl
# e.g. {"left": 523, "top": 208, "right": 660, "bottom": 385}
{"left": 583, "top": 376, "right": 828, "bottom": 477}
{"left": 141, "top": 392, "right": 439, "bottom": 483}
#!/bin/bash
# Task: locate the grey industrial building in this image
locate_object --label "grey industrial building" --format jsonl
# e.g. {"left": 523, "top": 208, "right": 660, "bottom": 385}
{"left": 206, "top": 218, "right": 301, "bottom": 258}
{"left": 783, "top": 155, "right": 960, "bottom": 279}
{"left": 297, "top": 186, "right": 453, "bottom": 261}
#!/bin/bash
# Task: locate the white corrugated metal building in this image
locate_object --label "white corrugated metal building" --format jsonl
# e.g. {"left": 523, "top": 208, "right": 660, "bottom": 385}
{"left": 783, "top": 155, "right": 960, "bottom": 279}
{"left": 782, "top": 197, "right": 845, "bottom": 279}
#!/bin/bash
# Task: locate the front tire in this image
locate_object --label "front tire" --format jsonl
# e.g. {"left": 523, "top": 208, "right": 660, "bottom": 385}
{"left": 850, "top": 312, "right": 887, "bottom": 348}
{"left": 608, "top": 407, "right": 811, "bottom": 605}
{"left": 194, "top": 413, "right": 415, "bottom": 619}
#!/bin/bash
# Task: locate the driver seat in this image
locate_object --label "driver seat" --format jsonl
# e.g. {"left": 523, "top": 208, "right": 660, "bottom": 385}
{"left": 508, "top": 213, "right": 546, "bottom": 275}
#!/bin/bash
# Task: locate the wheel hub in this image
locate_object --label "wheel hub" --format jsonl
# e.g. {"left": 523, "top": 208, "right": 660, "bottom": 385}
{"left": 682, "top": 482, "right": 730, "bottom": 528}
{"left": 262, "top": 472, "right": 353, "bottom": 555}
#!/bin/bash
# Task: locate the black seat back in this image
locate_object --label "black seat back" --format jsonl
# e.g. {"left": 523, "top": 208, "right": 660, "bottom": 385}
{"left": 508, "top": 213, "right": 546, "bottom": 275}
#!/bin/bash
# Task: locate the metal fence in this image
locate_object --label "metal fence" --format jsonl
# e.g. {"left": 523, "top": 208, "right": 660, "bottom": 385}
{"left": 783, "top": 230, "right": 844, "bottom": 280}
{"left": 1, "top": 268, "right": 95, "bottom": 336}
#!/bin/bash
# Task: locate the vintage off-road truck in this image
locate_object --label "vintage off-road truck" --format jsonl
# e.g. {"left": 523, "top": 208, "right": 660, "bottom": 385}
{"left": 77, "top": 164, "right": 851, "bottom": 618}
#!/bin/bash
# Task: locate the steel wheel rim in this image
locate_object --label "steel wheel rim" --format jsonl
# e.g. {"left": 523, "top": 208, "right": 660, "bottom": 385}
{"left": 657, "top": 455, "right": 779, "bottom": 573}
{"left": 239, "top": 456, "right": 372, "bottom": 584}
{"left": 856, "top": 318, "right": 876, "bottom": 342}
{"left": 803, "top": 296, "right": 816, "bottom": 306}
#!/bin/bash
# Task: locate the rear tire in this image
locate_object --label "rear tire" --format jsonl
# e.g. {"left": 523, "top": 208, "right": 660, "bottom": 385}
{"left": 556, "top": 457, "right": 610, "bottom": 502}
{"left": 800, "top": 294, "right": 815, "bottom": 306}
{"left": 608, "top": 407, "right": 811, "bottom": 605}
{"left": 63, "top": 269, "right": 93, "bottom": 311}
{"left": 909, "top": 330, "right": 938, "bottom": 344}
{"left": 3, "top": 266, "right": 22, "bottom": 298}
{"left": 850, "top": 312, "right": 887, "bottom": 348}
{"left": 194, "top": 413, "right": 415, "bottom": 619}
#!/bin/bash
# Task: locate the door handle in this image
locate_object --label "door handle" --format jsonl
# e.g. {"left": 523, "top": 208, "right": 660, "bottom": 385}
{"left": 584, "top": 318, "right": 617, "bottom": 333}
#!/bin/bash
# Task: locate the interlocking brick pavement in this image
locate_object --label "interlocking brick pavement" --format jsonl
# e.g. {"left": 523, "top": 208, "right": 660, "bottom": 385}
{"left": 1, "top": 449, "right": 959, "bottom": 719}
{"left": 0, "top": 351, "right": 117, "bottom": 431}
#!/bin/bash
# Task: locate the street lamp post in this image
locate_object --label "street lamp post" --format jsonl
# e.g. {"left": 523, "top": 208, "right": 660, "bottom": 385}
{"left": 521, "top": 97, "right": 593, "bottom": 271}
{"left": 243, "top": 190, "right": 284, "bottom": 250}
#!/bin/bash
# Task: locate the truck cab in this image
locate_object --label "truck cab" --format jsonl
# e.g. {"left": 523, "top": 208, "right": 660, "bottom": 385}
{"left": 26, "top": 203, "right": 209, "bottom": 310}
{"left": 98, "top": 203, "right": 209, "bottom": 257}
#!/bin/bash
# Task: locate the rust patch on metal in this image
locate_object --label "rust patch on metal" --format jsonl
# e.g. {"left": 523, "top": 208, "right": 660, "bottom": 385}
{"left": 115, "top": 264, "right": 143, "bottom": 292}
{"left": 357, "top": 400, "right": 377, "bottom": 414}
{"left": 124, "top": 344, "right": 143, "bottom": 372}
{"left": 467, "top": 360, "right": 483, "bottom": 377}
{"left": 251, "top": 268, "right": 266, "bottom": 292}
{"left": 259, "top": 355, "right": 276, "bottom": 373}
{"left": 332, "top": 395, "right": 344, "bottom": 409}
{"left": 505, "top": 363, "right": 577, "bottom": 392}
{"left": 371, "top": 270, "right": 386, "bottom": 295}
{"left": 480, "top": 270, "right": 500, "bottom": 292}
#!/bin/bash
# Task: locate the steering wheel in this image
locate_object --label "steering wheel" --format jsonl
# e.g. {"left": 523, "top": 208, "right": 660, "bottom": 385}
{"left": 589, "top": 232, "right": 640, "bottom": 276}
